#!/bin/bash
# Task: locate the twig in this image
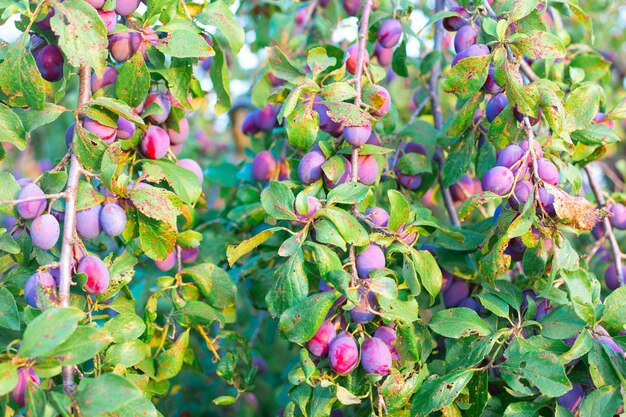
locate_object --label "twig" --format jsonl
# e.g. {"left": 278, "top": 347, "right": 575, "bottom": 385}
{"left": 584, "top": 165, "right": 624, "bottom": 286}
{"left": 407, "top": 93, "right": 430, "bottom": 126}
{"left": 352, "top": 0, "right": 373, "bottom": 107}
{"left": 519, "top": 59, "right": 539, "bottom": 82}
{"left": 0, "top": 193, "right": 66, "bottom": 206}
{"left": 59, "top": 65, "right": 91, "bottom": 394}
{"left": 430, "top": 0, "right": 460, "bottom": 227}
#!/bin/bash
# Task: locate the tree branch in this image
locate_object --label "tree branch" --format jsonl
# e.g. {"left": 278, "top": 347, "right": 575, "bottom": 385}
{"left": 0, "top": 193, "right": 66, "bottom": 206}
{"left": 59, "top": 65, "right": 91, "bottom": 394}
{"left": 352, "top": 0, "right": 372, "bottom": 107}
{"left": 584, "top": 165, "right": 624, "bottom": 286}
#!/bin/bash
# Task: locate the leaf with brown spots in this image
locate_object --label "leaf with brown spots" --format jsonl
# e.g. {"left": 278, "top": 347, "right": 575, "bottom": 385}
{"left": 545, "top": 184, "right": 606, "bottom": 231}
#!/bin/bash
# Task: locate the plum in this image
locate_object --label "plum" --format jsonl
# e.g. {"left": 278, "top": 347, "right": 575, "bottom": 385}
{"left": 181, "top": 247, "right": 199, "bottom": 263}
{"left": 252, "top": 151, "right": 277, "bottom": 182}
{"left": 443, "top": 279, "right": 469, "bottom": 307}
{"left": 306, "top": 320, "right": 336, "bottom": 357}
{"left": 12, "top": 368, "right": 40, "bottom": 407}
{"left": 116, "top": 117, "right": 136, "bottom": 139}
{"left": 609, "top": 203, "right": 626, "bottom": 229}
{"left": 537, "top": 158, "right": 559, "bottom": 186}
{"left": 30, "top": 214, "right": 60, "bottom": 249}
{"left": 16, "top": 183, "right": 46, "bottom": 219}
{"left": 520, "top": 139, "right": 543, "bottom": 163}
{"left": 509, "top": 180, "right": 533, "bottom": 210}
{"left": 34, "top": 44, "right": 64, "bottom": 82}
{"left": 141, "top": 125, "right": 170, "bottom": 159}
{"left": 255, "top": 105, "right": 277, "bottom": 131}
{"left": 298, "top": 148, "right": 326, "bottom": 184}
{"left": 100, "top": 203, "right": 127, "bottom": 237}
{"left": 115, "top": 0, "right": 140, "bottom": 15}
{"left": 324, "top": 158, "right": 352, "bottom": 189}
{"left": 604, "top": 263, "right": 625, "bottom": 290}
{"left": 458, "top": 297, "right": 481, "bottom": 313}
{"left": 242, "top": 112, "right": 259, "bottom": 135}
{"left": 168, "top": 118, "right": 189, "bottom": 145}
{"left": 356, "top": 244, "right": 385, "bottom": 277}
{"left": 35, "top": 8, "right": 54, "bottom": 31}
{"left": 91, "top": 66, "right": 118, "bottom": 92}
{"left": 328, "top": 332, "right": 359, "bottom": 374}
{"left": 77, "top": 255, "right": 111, "bottom": 295}
{"left": 24, "top": 271, "right": 56, "bottom": 308}
{"left": 318, "top": 104, "right": 344, "bottom": 138}
{"left": 85, "top": 0, "right": 106, "bottom": 7}
{"left": 374, "top": 326, "right": 399, "bottom": 360}
{"left": 345, "top": 44, "right": 369, "bottom": 75}
{"left": 513, "top": 105, "right": 542, "bottom": 126}
{"left": 98, "top": 9, "right": 117, "bottom": 34}
{"left": 155, "top": 251, "right": 176, "bottom": 271}
{"left": 374, "top": 42, "right": 393, "bottom": 66}
{"left": 178, "top": 158, "right": 204, "bottom": 184}
{"left": 108, "top": 32, "right": 142, "bottom": 62}
{"left": 443, "top": 6, "right": 469, "bottom": 31}
{"left": 357, "top": 155, "right": 379, "bottom": 185}
{"left": 454, "top": 25, "right": 478, "bottom": 53}
{"left": 397, "top": 173, "right": 422, "bottom": 190}
{"left": 377, "top": 19, "right": 403, "bottom": 48}
{"left": 593, "top": 112, "right": 616, "bottom": 129}
{"left": 557, "top": 383, "right": 583, "bottom": 413}
{"left": 342, "top": 0, "right": 362, "bottom": 16}
{"left": 483, "top": 64, "right": 503, "bottom": 94}
{"left": 397, "top": 225, "right": 417, "bottom": 245}
{"left": 537, "top": 187, "right": 555, "bottom": 216}
{"left": 76, "top": 205, "right": 103, "bottom": 239}
{"left": 361, "top": 337, "right": 392, "bottom": 376}
{"left": 481, "top": 166, "right": 515, "bottom": 196}
{"left": 496, "top": 144, "right": 527, "bottom": 176}
{"left": 84, "top": 117, "right": 117, "bottom": 144}
{"left": 362, "top": 84, "right": 391, "bottom": 117}
{"left": 365, "top": 207, "right": 389, "bottom": 227}
{"left": 349, "top": 289, "right": 377, "bottom": 323}
{"left": 450, "top": 175, "right": 474, "bottom": 202}
{"left": 486, "top": 93, "right": 509, "bottom": 123}
{"left": 144, "top": 92, "right": 172, "bottom": 124}
{"left": 295, "top": 195, "right": 320, "bottom": 222}
{"left": 451, "top": 44, "right": 489, "bottom": 67}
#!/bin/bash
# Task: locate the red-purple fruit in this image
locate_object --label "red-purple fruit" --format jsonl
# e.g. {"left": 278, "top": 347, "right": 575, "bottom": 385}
{"left": 116, "top": 117, "right": 136, "bottom": 139}
{"left": 178, "top": 158, "right": 204, "bottom": 184}
{"left": 344, "top": 121, "right": 372, "bottom": 147}
{"left": 374, "top": 42, "right": 393, "bottom": 66}
{"left": 251, "top": 151, "right": 277, "bottom": 182}
{"left": 345, "top": 44, "right": 369, "bottom": 74}
{"left": 362, "top": 85, "right": 391, "bottom": 117}
{"left": 324, "top": 158, "right": 352, "bottom": 189}
{"left": 374, "top": 326, "right": 399, "bottom": 360}
{"left": 483, "top": 65, "right": 503, "bottom": 94}
{"left": 443, "top": 279, "right": 470, "bottom": 307}
{"left": 76, "top": 205, "right": 103, "bottom": 239}
{"left": 328, "top": 332, "right": 359, "bottom": 374}
{"left": 496, "top": 144, "right": 527, "bottom": 176}
{"left": 356, "top": 244, "right": 385, "bottom": 278}
{"left": 24, "top": 271, "right": 56, "bottom": 308}
{"left": 100, "top": 203, "right": 127, "bottom": 237}
{"left": 481, "top": 166, "right": 514, "bottom": 196}
{"left": 609, "top": 203, "right": 626, "bottom": 229}
{"left": 454, "top": 25, "right": 478, "bottom": 53}
{"left": 255, "top": 105, "right": 277, "bottom": 132}
{"left": 30, "top": 214, "right": 60, "bottom": 249}
{"left": 155, "top": 251, "right": 176, "bottom": 271}
{"left": 514, "top": 105, "right": 542, "bottom": 126}
{"left": 12, "top": 368, "right": 41, "bottom": 407}
{"left": 486, "top": 93, "right": 509, "bottom": 123}
{"left": 537, "top": 158, "right": 559, "bottom": 186}
{"left": 108, "top": 32, "right": 142, "bottom": 62}
{"left": 557, "top": 383, "right": 584, "bottom": 413}
{"left": 98, "top": 9, "right": 117, "bottom": 34}
{"left": 84, "top": 117, "right": 118, "bottom": 144}
{"left": 342, "top": 0, "right": 362, "bottom": 16}
{"left": 443, "top": 6, "right": 469, "bottom": 32}
{"left": 306, "top": 320, "right": 336, "bottom": 357}
{"left": 537, "top": 187, "right": 556, "bottom": 216}
{"left": 115, "top": 0, "right": 140, "bottom": 15}
{"left": 520, "top": 139, "right": 543, "bottom": 164}
{"left": 318, "top": 105, "right": 344, "bottom": 138}
{"left": 604, "top": 263, "right": 625, "bottom": 290}
{"left": 357, "top": 155, "right": 379, "bottom": 185}
{"left": 35, "top": 8, "right": 54, "bottom": 30}
{"left": 349, "top": 289, "right": 377, "bottom": 323}
{"left": 167, "top": 118, "right": 189, "bottom": 145}
{"left": 34, "top": 44, "right": 64, "bottom": 82}
{"left": 377, "top": 19, "right": 403, "bottom": 48}
{"left": 141, "top": 126, "right": 170, "bottom": 159}
{"left": 509, "top": 180, "right": 533, "bottom": 210}
{"left": 144, "top": 92, "right": 172, "bottom": 124}
{"left": 77, "top": 255, "right": 111, "bottom": 295}
{"left": 298, "top": 148, "right": 326, "bottom": 184}
{"left": 295, "top": 196, "right": 320, "bottom": 223}
{"left": 16, "top": 183, "right": 46, "bottom": 219}
{"left": 451, "top": 44, "right": 490, "bottom": 67}
{"left": 361, "top": 337, "right": 392, "bottom": 376}
{"left": 365, "top": 207, "right": 389, "bottom": 227}
{"left": 91, "top": 66, "right": 118, "bottom": 92}
{"left": 181, "top": 247, "right": 199, "bottom": 263}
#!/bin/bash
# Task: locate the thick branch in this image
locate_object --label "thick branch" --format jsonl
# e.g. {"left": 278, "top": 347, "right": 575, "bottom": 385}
{"left": 59, "top": 65, "right": 91, "bottom": 394}
{"left": 585, "top": 165, "right": 624, "bottom": 286}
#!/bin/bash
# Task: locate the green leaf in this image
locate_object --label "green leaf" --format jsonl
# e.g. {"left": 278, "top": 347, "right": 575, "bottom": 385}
{"left": 564, "top": 83, "right": 600, "bottom": 132}
{"left": 174, "top": 300, "right": 224, "bottom": 327}
{"left": 429, "top": 307, "right": 492, "bottom": 338}
{"left": 412, "top": 249, "right": 442, "bottom": 301}
{"left": 208, "top": 40, "right": 231, "bottom": 115}
{"left": 321, "top": 207, "right": 368, "bottom": 246}
{"left": 261, "top": 181, "right": 297, "bottom": 221}
{"left": 51, "top": 326, "right": 112, "bottom": 365}
{"left": 182, "top": 263, "right": 236, "bottom": 310}
{"left": 378, "top": 296, "right": 419, "bottom": 323}
{"left": 0, "top": 103, "right": 26, "bottom": 150}
{"left": 307, "top": 47, "right": 336, "bottom": 79}
{"left": 286, "top": 105, "right": 319, "bottom": 151}
{"left": 74, "top": 374, "right": 144, "bottom": 416}
{"left": 321, "top": 82, "right": 356, "bottom": 102}
{"left": 142, "top": 159, "right": 202, "bottom": 205}
{"left": 265, "top": 46, "right": 305, "bottom": 84}
{"left": 137, "top": 212, "right": 177, "bottom": 261}
{"left": 51, "top": 0, "right": 108, "bottom": 77}
{"left": 571, "top": 124, "right": 620, "bottom": 146}
{"left": 89, "top": 97, "right": 144, "bottom": 127}
{"left": 512, "top": 31, "right": 565, "bottom": 59}
{"left": 279, "top": 291, "right": 338, "bottom": 343}
{"left": 0, "top": 362, "right": 17, "bottom": 396}
{"left": 0, "top": 287, "right": 19, "bottom": 331}
{"left": 226, "top": 227, "right": 282, "bottom": 266}
{"left": 392, "top": 39, "right": 409, "bottom": 77}
{"left": 103, "top": 313, "right": 146, "bottom": 343}
{"left": 500, "top": 349, "right": 571, "bottom": 397}
{"left": 443, "top": 54, "right": 492, "bottom": 100}
{"left": 266, "top": 251, "right": 309, "bottom": 317}
{"left": 539, "top": 305, "right": 587, "bottom": 339}
{"left": 0, "top": 34, "right": 45, "bottom": 109}
{"left": 602, "top": 286, "right": 626, "bottom": 330}
{"left": 442, "top": 130, "right": 474, "bottom": 187}
{"left": 327, "top": 182, "right": 370, "bottom": 205}
{"left": 397, "top": 152, "right": 432, "bottom": 176}
{"left": 561, "top": 268, "right": 596, "bottom": 324}
{"left": 579, "top": 384, "right": 621, "bottom": 417}
{"left": 19, "top": 307, "right": 85, "bottom": 358}
{"left": 73, "top": 124, "right": 107, "bottom": 173}
{"left": 196, "top": 0, "right": 244, "bottom": 53}
{"left": 156, "top": 29, "right": 213, "bottom": 58}
{"left": 116, "top": 51, "right": 150, "bottom": 108}
{"left": 129, "top": 187, "right": 179, "bottom": 229}
{"left": 157, "top": 330, "right": 189, "bottom": 380}
{"left": 411, "top": 369, "right": 475, "bottom": 417}
{"left": 387, "top": 189, "right": 410, "bottom": 232}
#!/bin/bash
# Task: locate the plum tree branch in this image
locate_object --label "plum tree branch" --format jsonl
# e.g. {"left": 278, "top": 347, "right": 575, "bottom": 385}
{"left": 0, "top": 192, "right": 66, "bottom": 206}
{"left": 430, "top": 0, "right": 460, "bottom": 227}
{"left": 584, "top": 165, "right": 624, "bottom": 286}
{"left": 58, "top": 65, "right": 91, "bottom": 394}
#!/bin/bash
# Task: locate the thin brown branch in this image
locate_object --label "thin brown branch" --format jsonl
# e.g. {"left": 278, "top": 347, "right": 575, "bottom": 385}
{"left": 352, "top": 0, "right": 373, "bottom": 106}
{"left": 0, "top": 193, "right": 66, "bottom": 206}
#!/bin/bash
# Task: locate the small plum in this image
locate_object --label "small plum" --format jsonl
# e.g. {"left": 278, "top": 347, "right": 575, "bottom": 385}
{"left": 91, "top": 66, "right": 118, "bottom": 92}
{"left": 604, "top": 263, "right": 625, "bottom": 290}
{"left": 481, "top": 166, "right": 515, "bottom": 196}
{"left": 397, "top": 225, "right": 417, "bottom": 245}
{"left": 100, "top": 203, "right": 127, "bottom": 237}
{"left": 537, "top": 187, "right": 556, "bottom": 216}
{"left": 77, "top": 205, "right": 103, "bottom": 239}
{"left": 366, "top": 132, "right": 382, "bottom": 146}
{"left": 537, "top": 158, "right": 559, "bottom": 186}
{"left": 454, "top": 25, "right": 478, "bottom": 53}
{"left": 450, "top": 175, "right": 474, "bottom": 202}
{"left": 178, "top": 159, "right": 204, "bottom": 184}
{"left": 514, "top": 106, "right": 542, "bottom": 126}
{"left": 345, "top": 44, "right": 369, "bottom": 75}
{"left": 255, "top": 105, "right": 277, "bottom": 131}
{"left": 509, "top": 180, "right": 533, "bottom": 210}
{"left": 116, "top": 117, "right": 136, "bottom": 139}
{"left": 357, "top": 155, "right": 379, "bottom": 185}
{"left": 486, "top": 93, "right": 509, "bottom": 123}
{"left": 155, "top": 251, "right": 176, "bottom": 271}
{"left": 298, "top": 148, "right": 326, "bottom": 184}
{"left": 520, "top": 140, "right": 543, "bottom": 163}
{"left": 242, "top": 112, "right": 259, "bottom": 135}
{"left": 458, "top": 297, "right": 481, "bottom": 313}
{"left": 356, "top": 244, "right": 385, "bottom": 278}
{"left": 251, "top": 151, "right": 277, "bottom": 182}
{"left": 84, "top": 117, "right": 118, "bottom": 144}
{"left": 451, "top": 44, "right": 489, "bottom": 67}
{"left": 349, "top": 289, "right": 377, "bottom": 323}
{"left": 609, "top": 204, "right": 626, "bottom": 230}
{"left": 306, "top": 320, "right": 336, "bottom": 357}
{"left": 115, "top": 0, "right": 140, "bottom": 15}
{"left": 35, "top": 8, "right": 54, "bottom": 31}
{"left": 141, "top": 126, "right": 170, "bottom": 159}
{"left": 34, "top": 44, "right": 64, "bottom": 82}
{"left": 181, "top": 247, "right": 199, "bottom": 263}
{"left": 144, "top": 92, "right": 172, "bottom": 124}
{"left": 397, "top": 173, "right": 422, "bottom": 190}
{"left": 365, "top": 207, "right": 389, "bottom": 227}
{"left": 362, "top": 84, "right": 391, "bottom": 117}
{"left": 77, "top": 255, "right": 111, "bottom": 295}
{"left": 374, "top": 326, "right": 399, "bottom": 360}
{"left": 374, "top": 42, "right": 393, "bottom": 66}
{"left": 377, "top": 19, "right": 403, "bottom": 48}
{"left": 98, "top": 9, "right": 117, "bottom": 34}
{"left": 324, "top": 158, "right": 352, "bottom": 189}
{"left": 443, "top": 6, "right": 469, "bottom": 32}
{"left": 443, "top": 279, "right": 470, "bottom": 307}
{"left": 12, "top": 368, "right": 40, "bottom": 407}
{"left": 16, "top": 183, "right": 46, "bottom": 219}
{"left": 108, "top": 32, "right": 142, "bottom": 62}
{"left": 295, "top": 195, "right": 320, "bottom": 222}
{"left": 342, "top": 0, "right": 362, "bottom": 16}
{"left": 593, "top": 112, "right": 616, "bottom": 129}
{"left": 483, "top": 65, "right": 503, "bottom": 94}
{"left": 497, "top": 144, "right": 528, "bottom": 177}
{"left": 30, "top": 214, "right": 60, "bottom": 249}
{"left": 167, "top": 117, "right": 189, "bottom": 145}
{"left": 318, "top": 105, "right": 344, "bottom": 138}
{"left": 361, "top": 337, "right": 392, "bottom": 376}
{"left": 328, "top": 332, "right": 359, "bottom": 374}
{"left": 24, "top": 271, "right": 56, "bottom": 308}
{"left": 557, "top": 384, "right": 583, "bottom": 413}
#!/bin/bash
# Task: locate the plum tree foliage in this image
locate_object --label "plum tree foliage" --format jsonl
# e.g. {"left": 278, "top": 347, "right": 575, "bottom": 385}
{"left": 0, "top": 0, "right": 625, "bottom": 416}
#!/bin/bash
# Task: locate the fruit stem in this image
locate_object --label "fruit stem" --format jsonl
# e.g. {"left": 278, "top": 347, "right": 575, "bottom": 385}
{"left": 584, "top": 165, "right": 624, "bottom": 286}
{"left": 58, "top": 64, "right": 91, "bottom": 394}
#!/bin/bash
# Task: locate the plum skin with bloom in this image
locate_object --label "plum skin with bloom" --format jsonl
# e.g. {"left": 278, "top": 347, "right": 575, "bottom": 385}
{"left": 30, "top": 214, "right": 60, "bottom": 249}
{"left": 306, "top": 320, "right": 336, "bottom": 357}
{"left": 481, "top": 166, "right": 515, "bottom": 196}
{"left": 77, "top": 255, "right": 111, "bottom": 295}
{"left": 361, "top": 337, "right": 392, "bottom": 376}
{"left": 355, "top": 244, "right": 385, "bottom": 278}
{"left": 328, "top": 332, "right": 359, "bottom": 375}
